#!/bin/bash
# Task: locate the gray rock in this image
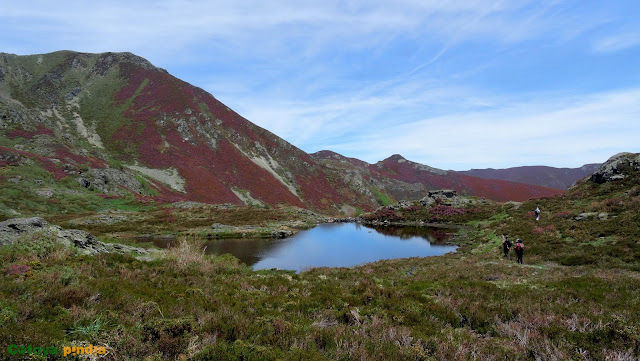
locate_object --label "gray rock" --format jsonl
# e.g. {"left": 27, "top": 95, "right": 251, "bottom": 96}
{"left": 0, "top": 217, "right": 49, "bottom": 245}
{"left": 70, "top": 214, "right": 130, "bottom": 225}
{"left": 85, "top": 168, "right": 146, "bottom": 195}
{"left": 77, "top": 177, "right": 91, "bottom": 188}
{"left": 211, "top": 223, "right": 235, "bottom": 230}
{"left": 590, "top": 152, "right": 640, "bottom": 184}
{"left": 51, "top": 227, "right": 108, "bottom": 255}
{"left": 172, "top": 201, "right": 213, "bottom": 209}
{"left": 0, "top": 217, "right": 148, "bottom": 256}
{"left": 272, "top": 230, "right": 293, "bottom": 239}
{"left": 418, "top": 189, "right": 482, "bottom": 208}
{"left": 35, "top": 188, "right": 55, "bottom": 198}
{"left": 428, "top": 189, "right": 457, "bottom": 199}
{"left": 574, "top": 212, "right": 598, "bottom": 221}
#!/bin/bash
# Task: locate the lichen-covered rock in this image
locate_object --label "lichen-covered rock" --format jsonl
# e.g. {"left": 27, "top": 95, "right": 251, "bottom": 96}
{"left": 0, "top": 217, "right": 148, "bottom": 255}
{"left": 418, "top": 189, "right": 486, "bottom": 208}
{"left": 0, "top": 217, "right": 49, "bottom": 245}
{"left": 590, "top": 152, "right": 640, "bottom": 184}
{"left": 272, "top": 230, "right": 293, "bottom": 239}
{"left": 78, "top": 168, "right": 147, "bottom": 195}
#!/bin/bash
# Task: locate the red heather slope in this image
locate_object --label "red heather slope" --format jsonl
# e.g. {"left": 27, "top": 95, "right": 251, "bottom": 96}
{"left": 0, "top": 51, "right": 351, "bottom": 211}
{"left": 110, "top": 59, "right": 350, "bottom": 209}
{"left": 311, "top": 152, "right": 563, "bottom": 202}
{"left": 372, "top": 154, "right": 562, "bottom": 202}
{"left": 1, "top": 51, "right": 564, "bottom": 212}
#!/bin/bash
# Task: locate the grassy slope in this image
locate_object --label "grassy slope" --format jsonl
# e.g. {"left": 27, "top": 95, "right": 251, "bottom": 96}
{"left": 0, "top": 176, "right": 639, "bottom": 360}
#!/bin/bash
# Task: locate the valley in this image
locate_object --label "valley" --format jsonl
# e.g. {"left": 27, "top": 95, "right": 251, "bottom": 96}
{"left": 0, "top": 51, "right": 638, "bottom": 360}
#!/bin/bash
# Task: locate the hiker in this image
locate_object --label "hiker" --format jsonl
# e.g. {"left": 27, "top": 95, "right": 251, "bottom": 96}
{"left": 515, "top": 238, "right": 524, "bottom": 264}
{"left": 535, "top": 207, "right": 540, "bottom": 221}
{"left": 502, "top": 234, "right": 512, "bottom": 260}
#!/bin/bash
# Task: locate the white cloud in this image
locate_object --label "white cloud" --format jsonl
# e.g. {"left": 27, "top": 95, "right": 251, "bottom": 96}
{"left": 593, "top": 32, "right": 640, "bottom": 53}
{"left": 1, "top": 0, "right": 601, "bottom": 61}
{"left": 2, "top": 0, "right": 638, "bottom": 171}
{"left": 325, "top": 89, "right": 640, "bottom": 169}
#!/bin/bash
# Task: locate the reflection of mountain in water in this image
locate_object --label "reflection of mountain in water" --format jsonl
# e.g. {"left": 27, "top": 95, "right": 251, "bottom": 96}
{"left": 144, "top": 223, "right": 457, "bottom": 272}
{"left": 202, "top": 238, "right": 287, "bottom": 265}
{"left": 364, "top": 225, "right": 455, "bottom": 243}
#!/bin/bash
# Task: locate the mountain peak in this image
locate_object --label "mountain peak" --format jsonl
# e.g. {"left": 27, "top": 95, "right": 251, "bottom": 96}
{"left": 385, "top": 154, "right": 407, "bottom": 162}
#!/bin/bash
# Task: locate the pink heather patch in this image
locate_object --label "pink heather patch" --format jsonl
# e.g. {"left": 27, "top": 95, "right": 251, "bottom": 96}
{"left": 429, "top": 205, "right": 465, "bottom": 217}
{"left": 0, "top": 146, "right": 67, "bottom": 179}
{"left": 4, "top": 264, "right": 31, "bottom": 276}
{"left": 7, "top": 125, "right": 54, "bottom": 139}
{"left": 553, "top": 210, "right": 574, "bottom": 219}
{"left": 532, "top": 227, "right": 545, "bottom": 235}
{"left": 364, "top": 208, "right": 403, "bottom": 221}
{"left": 55, "top": 147, "right": 106, "bottom": 169}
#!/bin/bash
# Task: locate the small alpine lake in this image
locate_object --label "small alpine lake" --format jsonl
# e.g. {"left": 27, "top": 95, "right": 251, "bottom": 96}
{"left": 149, "top": 223, "right": 457, "bottom": 272}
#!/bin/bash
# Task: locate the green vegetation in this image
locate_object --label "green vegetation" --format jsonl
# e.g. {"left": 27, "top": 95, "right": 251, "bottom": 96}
{"left": 373, "top": 189, "right": 393, "bottom": 206}
{"left": 0, "top": 167, "right": 639, "bottom": 360}
{"left": 136, "top": 175, "right": 159, "bottom": 197}
{"left": 108, "top": 159, "right": 125, "bottom": 170}
{"left": 77, "top": 67, "right": 131, "bottom": 155}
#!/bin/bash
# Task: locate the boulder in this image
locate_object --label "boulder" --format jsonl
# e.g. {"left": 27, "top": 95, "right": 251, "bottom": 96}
{"left": 590, "top": 152, "right": 640, "bottom": 184}
{"left": 272, "top": 230, "right": 293, "bottom": 239}
{"left": 574, "top": 212, "right": 598, "bottom": 221}
{"left": 0, "top": 217, "right": 148, "bottom": 255}
{"left": 0, "top": 217, "right": 49, "bottom": 245}
{"left": 428, "top": 189, "right": 457, "bottom": 199}
{"left": 418, "top": 189, "right": 484, "bottom": 208}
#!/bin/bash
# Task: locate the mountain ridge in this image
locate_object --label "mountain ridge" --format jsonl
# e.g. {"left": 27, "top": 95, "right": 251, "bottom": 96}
{"left": 459, "top": 164, "right": 601, "bottom": 190}
{"left": 1, "top": 51, "right": 565, "bottom": 216}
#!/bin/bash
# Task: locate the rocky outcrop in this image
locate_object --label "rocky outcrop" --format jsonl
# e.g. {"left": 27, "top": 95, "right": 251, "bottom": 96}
{"left": 590, "top": 152, "right": 640, "bottom": 184}
{"left": 76, "top": 168, "right": 147, "bottom": 195}
{"left": 419, "top": 189, "right": 487, "bottom": 208}
{"left": 0, "top": 217, "right": 148, "bottom": 256}
{"left": 0, "top": 217, "right": 49, "bottom": 245}
{"left": 574, "top": 212, "right": 609, "bottom": 221}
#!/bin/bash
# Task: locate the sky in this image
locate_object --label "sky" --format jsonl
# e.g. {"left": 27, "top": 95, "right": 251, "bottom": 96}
{"left": 2, "top": 0, "right": 640, "bottom": 170}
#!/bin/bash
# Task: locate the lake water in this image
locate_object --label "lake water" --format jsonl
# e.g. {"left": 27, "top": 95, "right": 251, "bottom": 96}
{"left": 149, "top": 223, "right": 457, "bottom": 272}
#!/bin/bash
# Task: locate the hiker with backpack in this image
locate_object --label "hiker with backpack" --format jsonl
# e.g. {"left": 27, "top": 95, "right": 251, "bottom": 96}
{"left": 515, "top": 239, "right": 524, "bottom": 264}
{"left": 502, "top": 234, "right": 512, "bottom": 260}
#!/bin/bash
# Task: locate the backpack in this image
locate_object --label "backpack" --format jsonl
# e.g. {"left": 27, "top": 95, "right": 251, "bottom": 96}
{"left": 515, "top": 242, "right": 523, "bottom": 251}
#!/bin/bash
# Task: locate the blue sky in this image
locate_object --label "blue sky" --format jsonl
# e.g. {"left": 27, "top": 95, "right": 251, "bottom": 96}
{"left": 2, "top": 0, "right": 639, "bottom": 170}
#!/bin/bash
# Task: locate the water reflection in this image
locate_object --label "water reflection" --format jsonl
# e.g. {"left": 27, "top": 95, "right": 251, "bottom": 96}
{"left": 145, "top": 223, "right": 457, "bottom": 272}
{"left": 252, "top": 223, "right": 456, "bottom": 272}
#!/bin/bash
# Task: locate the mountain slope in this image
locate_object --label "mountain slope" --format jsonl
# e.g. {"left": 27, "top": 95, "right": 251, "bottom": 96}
{"left": 1, "top": 51, "right": 563, "bottom": 217}
{"left": 0, "top": 51, "right": 360, "bottom": 214}
{"left": 459, "top": 164, "right": 601, "bottom": 190}
{"left": 312, "top": 152, "right": 563, "bottom": 203}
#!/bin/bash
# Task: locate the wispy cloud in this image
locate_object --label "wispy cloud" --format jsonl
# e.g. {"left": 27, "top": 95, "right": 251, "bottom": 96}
{"left": 593, "top": 32, "right": 640, "bottom": 53}
{"left": 2, "top": 0, "right": 638, "bottom": 170}
{"left": 325, "top": 89, "right": 640, "bottom": 169}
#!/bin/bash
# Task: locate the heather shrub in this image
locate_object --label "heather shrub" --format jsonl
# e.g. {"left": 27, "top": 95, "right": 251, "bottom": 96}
{"left": 3, "top": 263, "right": 31, "bottom": 276}
{"left": 429, "top": 205, "right": 465, "bottom": 217}
{"left": 553, "top": 210, "right": 574, "bottom": 219}
{"left": 363, "top": 208, "right": 403, "bottom": 222}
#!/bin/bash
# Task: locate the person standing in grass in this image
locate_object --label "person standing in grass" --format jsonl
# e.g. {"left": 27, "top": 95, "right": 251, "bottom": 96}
{"left": 514, "top": 239, "right": 524, "bottom": 264}
{"left": 502, "top": 234, "right": 512, "bottom": 260}
{"left": 535, "top": 207, "right": 541, "bottom": 221}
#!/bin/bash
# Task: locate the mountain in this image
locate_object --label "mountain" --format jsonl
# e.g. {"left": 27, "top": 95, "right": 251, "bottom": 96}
{"left": 458, "top": 164, "right": 601, "bottom": 190}
{"left": 0, "top": 51, "right": 561, "bottom": 217}
{"left": 312, "top": 152, "right": 562, "bottom": 203}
